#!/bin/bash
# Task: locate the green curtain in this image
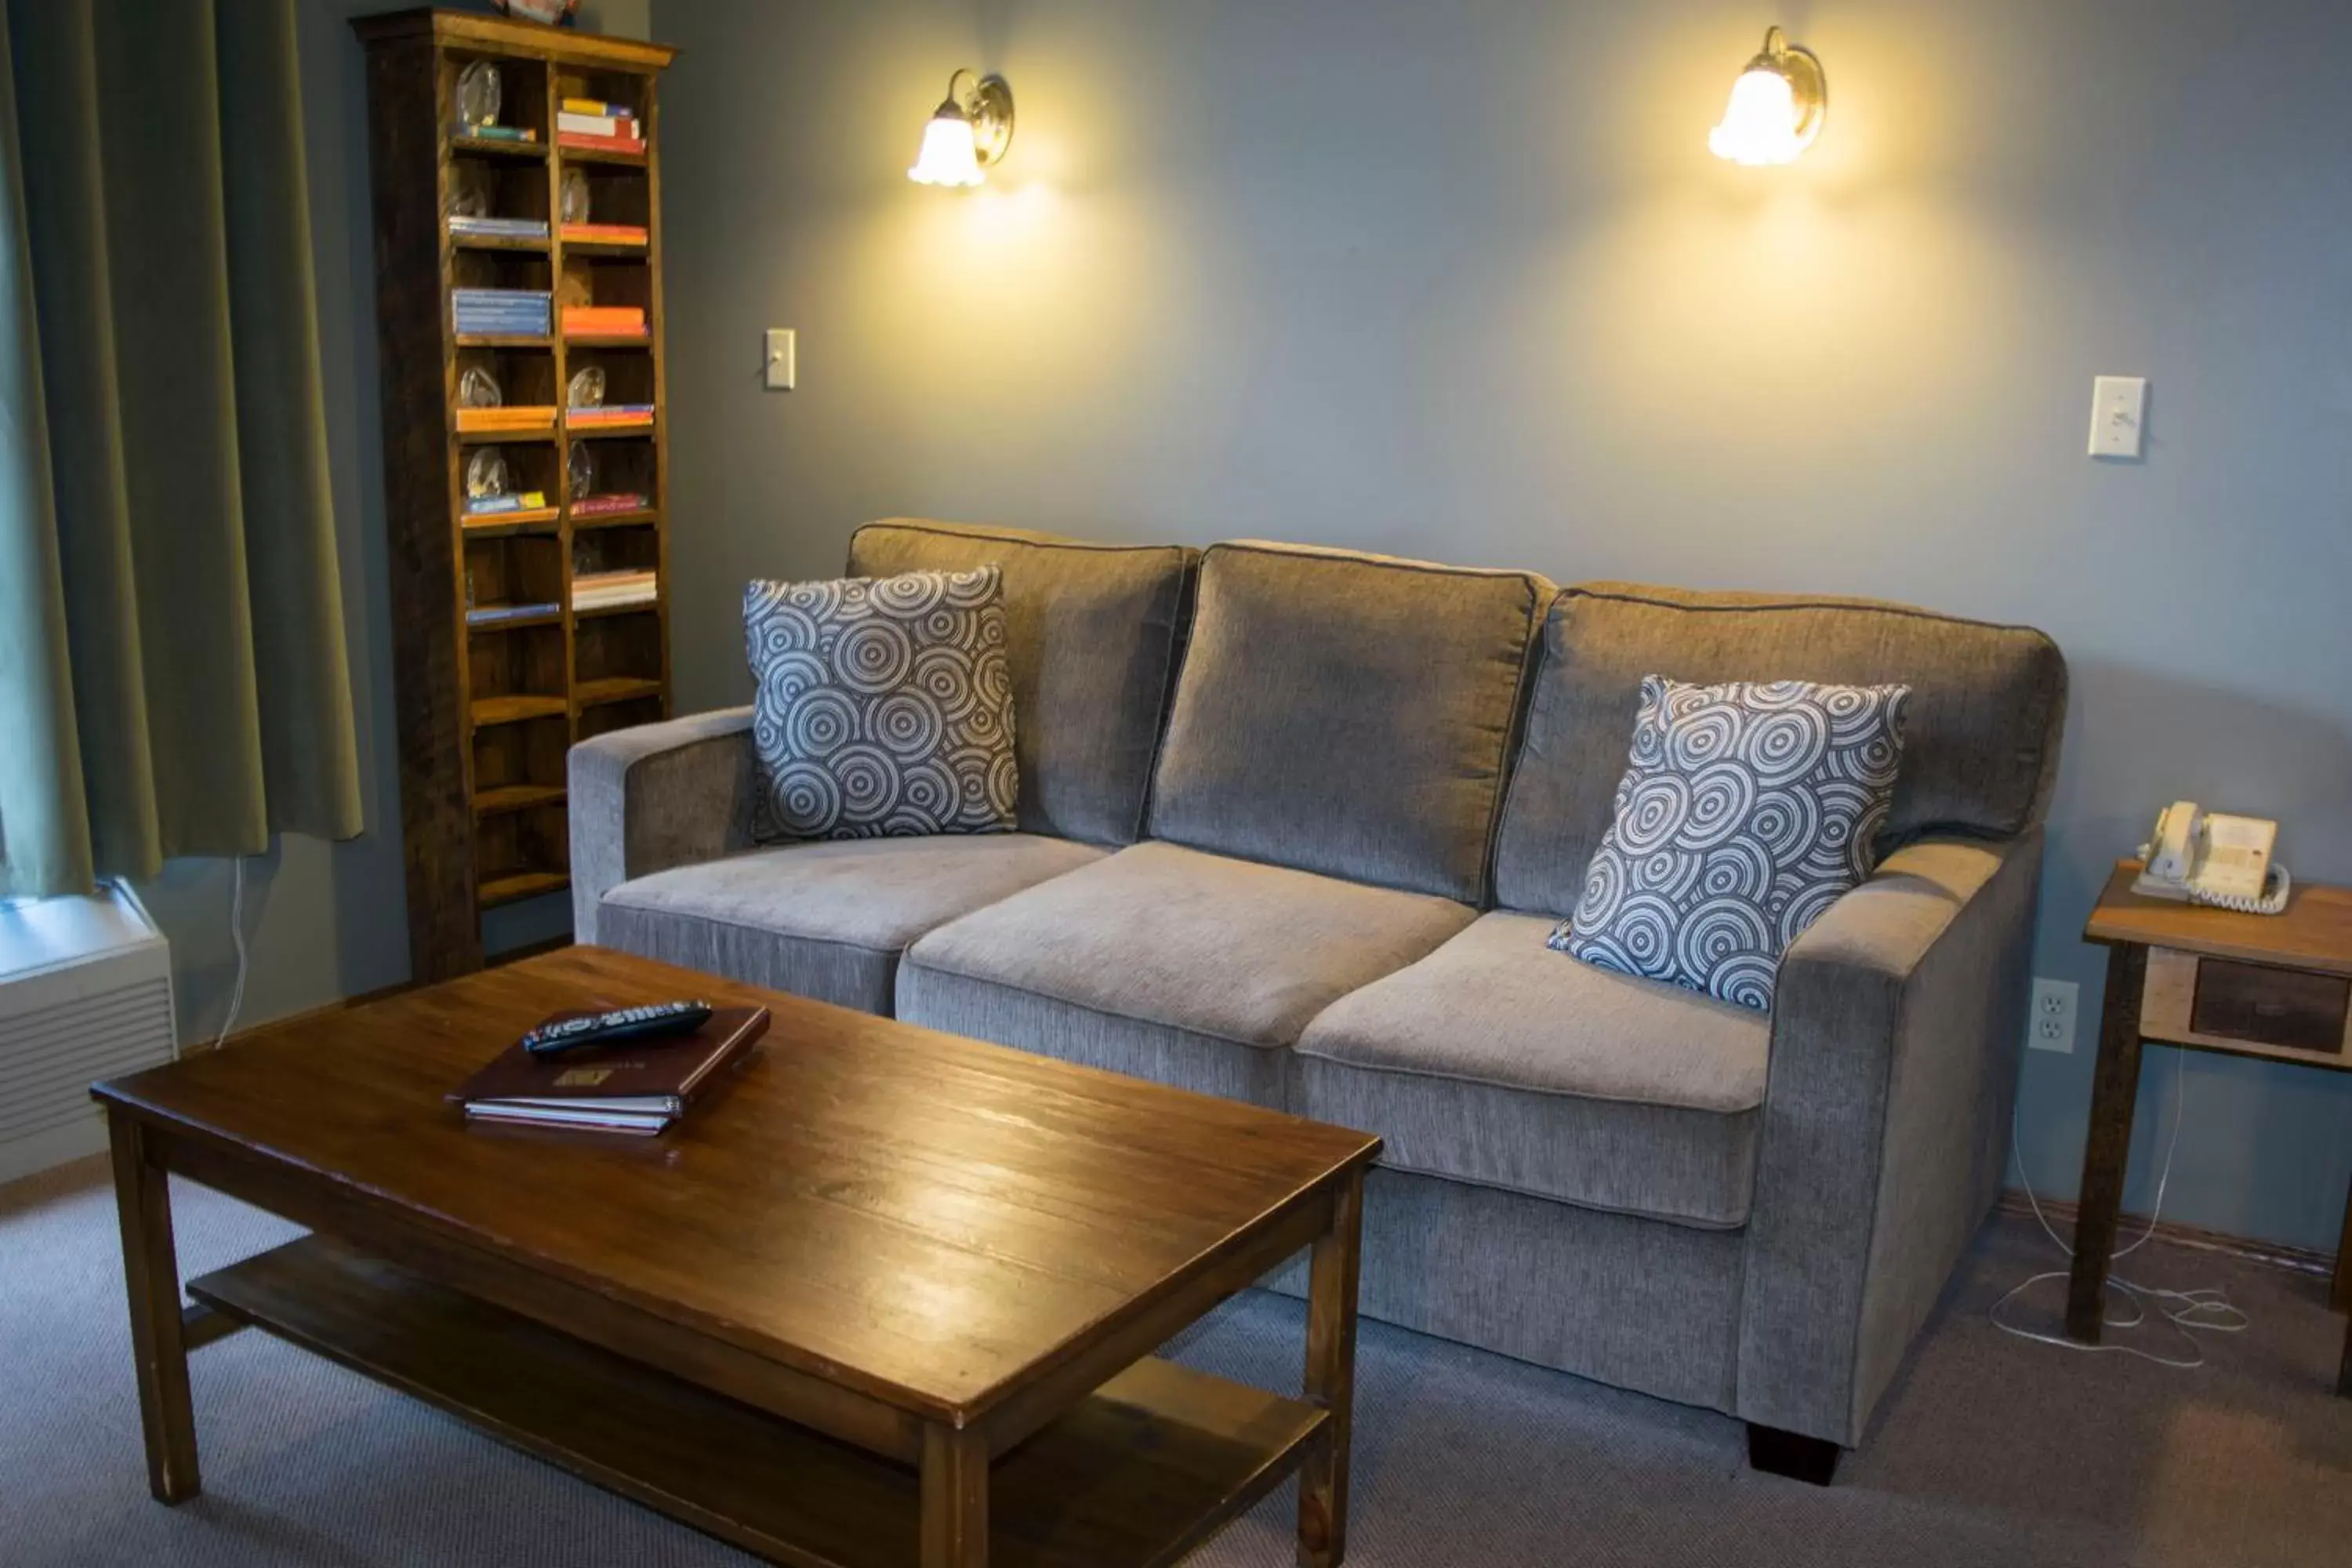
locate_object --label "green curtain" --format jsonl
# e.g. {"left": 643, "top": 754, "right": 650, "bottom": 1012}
{"left": 0, "top": 0, "right": 361, "bottom": 899}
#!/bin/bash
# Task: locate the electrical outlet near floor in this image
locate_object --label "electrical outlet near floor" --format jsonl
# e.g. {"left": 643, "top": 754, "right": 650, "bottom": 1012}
{"left": 2027, "top": 978, "right": 2079, "bottom": 1054}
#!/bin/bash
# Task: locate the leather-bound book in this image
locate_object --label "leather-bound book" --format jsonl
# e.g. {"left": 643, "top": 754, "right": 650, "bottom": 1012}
{"left": 450, "top": 1006, "right": 769, "bottom": 1134}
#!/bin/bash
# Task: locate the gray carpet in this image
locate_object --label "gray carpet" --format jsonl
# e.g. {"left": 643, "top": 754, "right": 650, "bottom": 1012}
{"left": 4, "top": 1158, "right": 2348, "bottom": 1566}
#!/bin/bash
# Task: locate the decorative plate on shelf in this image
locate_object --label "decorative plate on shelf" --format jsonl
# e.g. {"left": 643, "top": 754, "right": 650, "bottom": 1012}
{"left": 466, "top": 447, "right": 511, "bottom": 500}
{"left": 561, "top": 168, "right": 590, "bottom": 225}
{"left": 492, "top": 0, "right": 579, "bottom": 24}
{"left": 446, "top": 166, "right": 490, "bottom": 219}
{"left": 566, "top": 365, "right": 605, "bottom": 409}
{"left": 459, "top": 366, "right": 504, "bottom": 408}
{"left": 560, "top": 169, "right": 593, "bottom": 227}
{"left": 568, "top": 441, "right": 595, "bottom": 498}
{"left": 455, "top": 61, "right": 502, "bottom": 131}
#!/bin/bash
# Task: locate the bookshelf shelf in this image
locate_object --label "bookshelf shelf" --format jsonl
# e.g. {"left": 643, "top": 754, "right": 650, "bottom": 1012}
{"left": 363, "top": 2, "right": 676, "bottom": 982}
{"left": 466, "top": 607, "right": 563, "bottom": 633}
{"left": 452, "top": 134, "right": 549, "bottom": 162}
{"left": 575, "top": 675, "right": 663, "bottom": 710}
{"left": 559, "top": 143, "right": 648, "bottom": 167}
{"left": 457, "top": 427, "right": 558, "bottom": 445}
{"left": 449, "top": 232, "right": 552, "bottom": 254}
{"left": 568, "top": 506, "right": 657, "bottom": 529}
{"left": 472, "top": 694, "right": 568, "bottom": 728}
{"left": 480, "top": 869, "right": 570, "bottom": 908}
{"left": 461, "top": 508, "right": 561, "bottom": 534}
{"left": 474, "top": 782, "right": 567, "bottom": 816}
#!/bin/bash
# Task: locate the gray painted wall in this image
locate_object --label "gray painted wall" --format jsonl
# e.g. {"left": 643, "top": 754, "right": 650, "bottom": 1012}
{"left": 651, "top": 0, "right": 2352, "bottom": 1250}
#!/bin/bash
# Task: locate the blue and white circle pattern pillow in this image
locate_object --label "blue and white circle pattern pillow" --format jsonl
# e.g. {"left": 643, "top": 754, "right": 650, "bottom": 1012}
{"left": 744, "top": 566, "right": 1018, "bottom": 840}
{"left": 1551, "top": 675, "right": 1911, "bottom": 1012}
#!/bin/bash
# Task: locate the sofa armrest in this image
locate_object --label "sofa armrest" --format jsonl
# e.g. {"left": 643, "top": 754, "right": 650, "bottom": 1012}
{"left": 568, "top": 707, "right": 760, "bottom": 943}
{"left": 1735, "top": 830, "right": 2043, "bottom": 1446}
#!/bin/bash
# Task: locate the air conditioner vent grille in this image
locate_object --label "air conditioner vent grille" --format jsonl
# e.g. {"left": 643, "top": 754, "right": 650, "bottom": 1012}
{"left": 1, "top": 975, "right": 176, "bottom": 1141}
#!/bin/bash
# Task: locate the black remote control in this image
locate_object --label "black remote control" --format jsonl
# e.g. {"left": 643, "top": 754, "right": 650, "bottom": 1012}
{"left": 520, "top": 1000, "right": 714, "bottom": 1057}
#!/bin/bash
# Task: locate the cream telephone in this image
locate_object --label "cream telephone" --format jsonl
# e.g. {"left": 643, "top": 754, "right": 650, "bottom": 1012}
{"left": 2134, "top": 801, "right": 2291, "bottom": 914}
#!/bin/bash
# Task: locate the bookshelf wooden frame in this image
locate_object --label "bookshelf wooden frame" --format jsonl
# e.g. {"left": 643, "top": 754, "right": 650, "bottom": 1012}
{"left": 356, "top": 9, "right": 677, "bottom": 981}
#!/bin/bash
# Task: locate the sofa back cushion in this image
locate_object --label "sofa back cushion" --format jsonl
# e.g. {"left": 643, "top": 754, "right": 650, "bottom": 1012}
{"left": 1149, "top": 541, "right": 1552, "bottom": 903}
{"left": 1495, "top": 582, "right": 2067, "bottom": 916}
{"left": 847, "top": 519, "right": 1196, "bottom": 846}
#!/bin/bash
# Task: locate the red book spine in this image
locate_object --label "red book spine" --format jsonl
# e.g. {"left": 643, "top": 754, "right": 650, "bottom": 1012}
{"left": 558, "top": 131, "right": 646, "bottom": 154}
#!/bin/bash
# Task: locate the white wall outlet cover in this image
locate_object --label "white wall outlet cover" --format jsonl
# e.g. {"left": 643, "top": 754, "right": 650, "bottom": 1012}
{"left": 2028, "top": 977, "right": 2080, "bottom": 1053}
{"left": 2087, "top": 375, "right": 2147, "bottom": 459}
{"left": 764, "top": 328, "right": 796, "bottom": 391}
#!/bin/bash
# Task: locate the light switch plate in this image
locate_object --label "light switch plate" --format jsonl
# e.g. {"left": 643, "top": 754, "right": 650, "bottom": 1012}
{"left": 764, "top": 328, "right": 796, "bottom": 391}
{"left": 2028, "top": 977, "right": 2079, "bottom": 1054}
{"left": 2087, "top": 375, "right": 2146, "bottom": 459}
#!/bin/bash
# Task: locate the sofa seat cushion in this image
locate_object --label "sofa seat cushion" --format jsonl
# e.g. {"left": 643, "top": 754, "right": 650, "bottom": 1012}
{"left": 597, "top": 834, "right": 1108, "bottom": 1016}
{"left": 1296, "top": 912, "right": 1769, "bottom": 1229}
{"left": 897, "top": 840, "right": 1477, "bottom": 1106}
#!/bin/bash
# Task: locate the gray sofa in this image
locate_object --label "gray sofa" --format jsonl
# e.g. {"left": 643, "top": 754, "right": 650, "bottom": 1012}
{"left": 569, "top": 519, "right": 2067, "bottom": 1480}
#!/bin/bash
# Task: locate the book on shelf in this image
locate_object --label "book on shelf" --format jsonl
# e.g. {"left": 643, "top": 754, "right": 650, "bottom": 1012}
{"left": 459, "top": 123, "right": 539, "bottom": 144}
{"left": 559, "top": 222, "right": 648, "bottom": 246}
{"left": 453, "top": 287, "right": 553, "bottom": 336}
{"left": 562, "top": 305, "right": 647, "bottom": 336}
{"left": 450, "top": 1006, "right": 770, "bottom": 1136}
{"left": 556, "top": 111, "right": 641, "bottom": 140}
{"left": 465, "top": 491, "right": 549, "bottom": 517}
{"left": 557, "top": 129, "right": 645, "bottom": 155}
{"left": 456, "top": 405, "right": 557, "bottom": 433}
{"left": 573, "top": 570, "right": 659, "bottom": 609}
{"left": 466, "top": 601, "right": 561, "bottom": 627}
{"left": 566, "top": 404, "right": 655, "bottom": 426}
{"left": 570, "top": 492, "right": 650, "bottom": 517}
{"left": 448, "top": 215, "right": 550, "bottom": 240}
{"left": 561, "top": 97, "right": 636, "bottom": 119}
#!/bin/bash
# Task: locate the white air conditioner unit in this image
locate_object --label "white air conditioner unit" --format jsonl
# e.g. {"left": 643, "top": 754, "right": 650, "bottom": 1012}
{"left": 0, "top": 883, "right": 176, "bottom": 1185}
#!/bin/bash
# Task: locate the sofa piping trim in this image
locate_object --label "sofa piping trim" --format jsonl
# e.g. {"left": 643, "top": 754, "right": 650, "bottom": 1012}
{"left": 851, "top": 518, "right": 1199, "bottom": 560}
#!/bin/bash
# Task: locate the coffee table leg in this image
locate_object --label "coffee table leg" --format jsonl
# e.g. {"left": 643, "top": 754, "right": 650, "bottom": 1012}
{"left": 108, "top": 1111, "right": 199, "bottom": 1502}
{"left": 920, "top": 1422, "right": 987, "bottom": 1566}
{"left": 1298, "top": 1167, "right": 1363, "bottom": 1568}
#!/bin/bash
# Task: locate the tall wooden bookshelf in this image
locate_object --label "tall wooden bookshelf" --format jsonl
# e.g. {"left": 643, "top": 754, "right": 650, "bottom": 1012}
{"left": 355, "top": 10, "right": 677, "bottom": 981}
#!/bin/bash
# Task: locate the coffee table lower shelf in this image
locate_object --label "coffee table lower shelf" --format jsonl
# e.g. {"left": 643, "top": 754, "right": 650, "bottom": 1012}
{"left": 188, "top": 1238, "right": 1326, "bottom": 1568}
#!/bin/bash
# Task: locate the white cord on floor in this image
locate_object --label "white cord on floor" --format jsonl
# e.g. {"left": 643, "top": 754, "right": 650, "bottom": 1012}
{"left": 1992, "top": 1041, "right": 2250, "bottom": 1367}
{"left": 211, "top": 856, "right": 252, "bottom": 1051}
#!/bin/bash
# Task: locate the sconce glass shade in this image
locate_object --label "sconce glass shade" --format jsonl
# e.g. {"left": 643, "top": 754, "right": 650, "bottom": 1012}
{"left": 1709, "top": 28, "right": 1826, "bottom": 166}
{"left": 908, "top": 71, "right": 1014, "bottom": 187}
{"left": 909, "top": 110, "right": 985, "bottom": 187}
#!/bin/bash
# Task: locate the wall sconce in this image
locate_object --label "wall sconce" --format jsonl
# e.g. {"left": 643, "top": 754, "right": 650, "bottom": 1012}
{"left": 907, "top": 69, "right": 1014, "bottom": 187}
{"left": 1708, "top": 27, "right": 1826, "bottom": 165}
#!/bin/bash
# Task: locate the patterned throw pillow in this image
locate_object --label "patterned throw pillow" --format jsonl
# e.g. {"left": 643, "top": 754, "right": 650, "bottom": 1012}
{"left": 744, "top": 567, "right": 1018, "bottom": 839}
{"left": 1551, "top": 675, "right": 1911, "bottom": 1012}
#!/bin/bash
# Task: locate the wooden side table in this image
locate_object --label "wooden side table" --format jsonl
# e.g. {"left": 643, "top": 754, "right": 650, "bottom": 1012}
{"left": 2071, "top": 861, "right": 2352, "bottom": 1395}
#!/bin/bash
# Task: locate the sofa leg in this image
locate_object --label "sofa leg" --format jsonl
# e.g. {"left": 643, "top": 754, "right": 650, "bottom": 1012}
{"left": 1746, "top": 1424, "right": 1841, "bottom": 1485}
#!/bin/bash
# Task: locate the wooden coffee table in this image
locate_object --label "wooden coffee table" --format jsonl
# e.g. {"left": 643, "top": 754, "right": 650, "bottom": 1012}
{"left": 92, "top": 947, "right": 1380, "bottom": 1566}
